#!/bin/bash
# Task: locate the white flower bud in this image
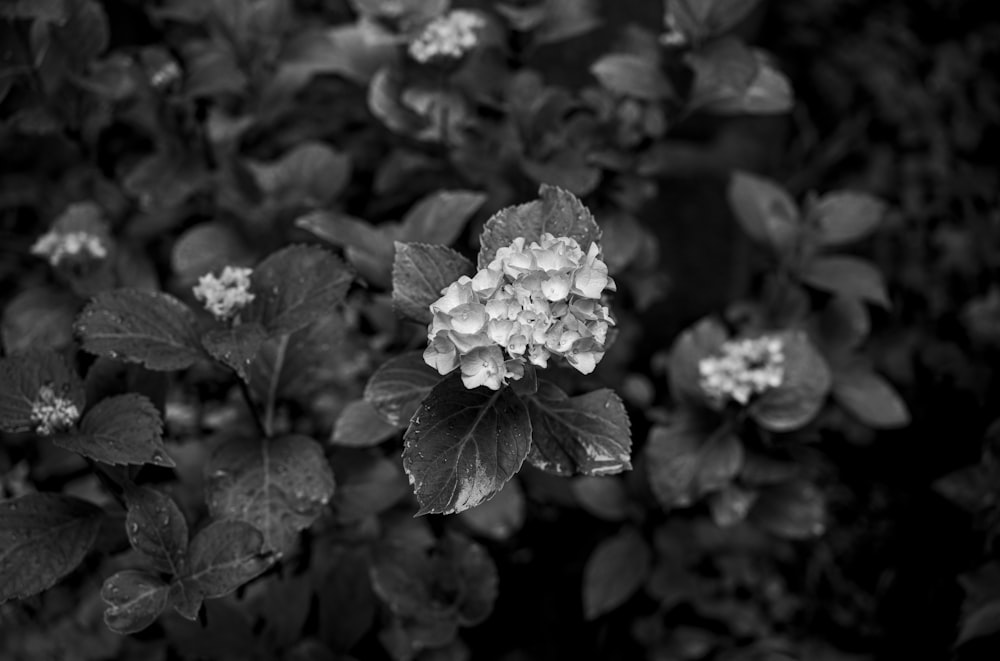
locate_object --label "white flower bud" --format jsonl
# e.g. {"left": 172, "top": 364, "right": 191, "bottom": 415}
{"left": 193, "top": 266, "right": 256, "bottom": 320}
{"left": 698, "top": 336, "right": 786, "bottom": 405}
{"left": 31, "top": 230, "right": 108, "bottom": 266}
{"left": 408, "top": 10, "right": 486, "bottom": 63}
{"left": 30, "top": 384, "right": 80, "bottom": 436}
{"left": 424, "top": 233, "right": 615, "bottom": 390}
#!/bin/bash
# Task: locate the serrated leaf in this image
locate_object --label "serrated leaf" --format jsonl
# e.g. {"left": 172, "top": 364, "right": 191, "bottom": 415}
{"left": 727, "top": 171, "right": 799, "bottom": 252}
{"left": 591, "top": 54, "right": 673, "bottom": 100}
{"left": 205, "top": 435, "right": 336, "bottom": 553}
{"left": 124, "top": 486, "right": 188, "bottom": 574}
{"left": 400, "top": 190, "right": 487, "bottom": 246}
{"left": 364, "top": 351, "right": 443, "bottom": 427}
{"left": 330, "top": 451, "right": 410, "bottom": 524}
{"left": 582, "top": 527, "right": 651, "bottom": 620}
{"left": 392, "top": 243, "right": 475, "bottom": 324}
{"left": 331, "top": 399, "right": 399, "bottom": 448}
{"left": 248, "top": 313, "right": 347, "bottom": 404}
{"left": 0, "top": 493, "right": 103, "bottom": 602}
{"left": 750, "top": 332, "right": 831, "bottom": 432}
{"left": 243, "top": 245, "right": 353, "bottom": 336}
{"left": 59, "top": 393, "right": 174, "bottom": 467}
{"left": 833, "top": 366, "right": 910, "bottom": 429}
{"left": 101, "top": 570, "right": 170, "bottom": 634}
{"left": 811, "top": 191, "right": 886, "bottom": 246}
{"left": 75, "top": 289, "right": 203, "bottom": 370}
{"left": 798, "top": 256, "right": 890, "bottom": 308}
{"left": 645, "top": 413, "right": 744, "bottom": 508}
{"left": 403, "top": 374, "right": 532, "bottom": 515}
{"left": 201, "top": 323, "right": 267, "bottom": 381}
{"left": 0, "top": 350, "right": 85, "bottom": 433}
{"left": 572, "top": 476, "right": 630, "bottom": 521}
{"left": 177, "top": 520, "right": 271, "bottom": 602}
{"left": 458, "top": 478, "right": 525, "bottom": 540}
{"left": 749, "top": 480, "right": 826, "bottom": 538}
{"left": 295, "top": 210, "right": 395, "bottom": 287}
{"left": 526, "top": 383, "right": 632, "bottom": 477}
{"left": 477, "top": 185, "right": 602, "bottom": 269}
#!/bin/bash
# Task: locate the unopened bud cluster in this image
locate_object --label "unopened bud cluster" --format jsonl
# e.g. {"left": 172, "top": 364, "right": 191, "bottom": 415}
{"left": 424, "top": 234, "right": 615, "bottom": 391}
{"left": 408, "top": 10, "right": 485, "bottom": 63}
{"left": 698, "top": 336, "right": 785, "bottom": 405}
{"left": 193, "top": 266, "right": 255, "bottom": 320}
{"left": 31, "top": 230, "right": 108, "bottom": 266}
{"left": 30, "top": 385, "right": 80, "bottom": 436}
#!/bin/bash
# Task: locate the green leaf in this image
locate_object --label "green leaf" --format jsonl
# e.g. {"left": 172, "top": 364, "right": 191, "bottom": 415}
{"left": 392, "top": 242, "right": 475, "bottom": 324}
{"left": 101, "top": 570, "right": 170, "bottom": 634}
{"left": 749, "top": 480, "right": 826, "bottom": 538}
{"left": 699, "top": 51, "right": 792, "bottom": 115}
{"left": 957, "top": 599, "right": 1000, "bottom": 646}
{"left": 182, "top": 40, "right": 247, "bottom": 97}
{"left": 248, "top": 142, "right": 352, "bottom": 208}
{"left": 331, "top": 399, "right": 399, "bottom": 448}
{"left": 667, "top": 317, "right": 728, "bottom": 404}
{"left": 525, "top": 383, "right": 632, "bottom": 477}
{"left": 477, "top": 185, "right": 602, "bottom": 269}
{"left": 248, "top": 313, "right": 346, "bottom": 404}
{"left": 0, "top": 350, "right": 85, "bottom": 433}
{"left": 295, "top": 210, "right": 395, "bottom": 287}
{"left": 686, "top": 37, "right": 758, "bottom": 108}
{"left": 277, "top": 23, "right": 396, "bottom": 91}
{"left": 572, "top": 476, "right": 630, "bottom": 521}
{"left": 590, "top": 54, "right": 674, "bottom": 100}
{"left": 60, "top": 393, "right": 174, "bottom": 467}
{"left": 75, "top": 289, "right": 204, "bottom": 371}
{"left": 399, "top": 190, "right": 488, "bottom": 246}
{"left": 0, "top": 0, "right": 67, "bottom": 22}
{"left": 124, "top": 486, "right": 189, "bottom": 575}
{"left": 205, "top": 435, "right": 336, "bottom": 554}
{"left": 49, "top": 0, "right": 109, "bottom": 64}
{"left": 403, "top": 374, "right": 532, "bottom": 515}
{"left": 645, "top": 413, "right": 744, "bottom": 508}
{"left": 1, "top": 287, "right": 78, "bottom": 353}
{"left": 364, "top": 351, "right": 443, "bottom": 428}
{"left": 0, "top": 493, "right": 103, "bottom": 602}
{"left": 750, "top": 332, "right": 831, "bottom": 432}
{"left": 367, "top": 67, "right": 427, "bottom": 137}
{"left": 243, "top": 245, "right": 353, "bottom": 337}
{"left": 582, "top": 527, "right": 651, "bottom": 620}
{"left": 457, "top": 478, "right": 526, "bottom": 541}
{"left": 530, "top": 0, "right": 601, "bottom": 46}
{"left": 810, "top": 191, "right": 886, "bottom": 247}
{"left": 330, "top": 451, "right": 410, "bottom": 524}
{"left": 171, "top": 221, "right": 253, "bottom": 284}
{"left": 833, "top": 366, "right": 910, "bottom": 429}
{"left": 317, "top": 547, "right": 378, "bottom": 652}
{"left": 809, "top": 295, "right": 871, "bottom": 357}
{"left": 667, "top": 0, "right": 763, "bottom": 42}
{"left": 727, "top": 170, "right": 800, "bottom": 252}
{"left": 201, "top": 323, "right": 268, "bottom": 381}
{"left": 798, "top": 255, "right": 890, "bottom": 308}
{"left": 175, "top": 519, "right": 271, "bottom": 608}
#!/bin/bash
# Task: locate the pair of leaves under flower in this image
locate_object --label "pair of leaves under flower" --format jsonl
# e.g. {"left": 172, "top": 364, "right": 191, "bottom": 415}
{"left": 103, "top": 486, "right": 272, "bottom": 634}
{"left": 0, "top": 350, "right": 174, "bottom": 467}
{"left": 74, "top": 244, "right": 352, "bottom": 383}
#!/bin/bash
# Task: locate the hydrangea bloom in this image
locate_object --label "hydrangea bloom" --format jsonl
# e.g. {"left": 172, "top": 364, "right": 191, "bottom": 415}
{"left": 30, "top": 384, "right": 80, "bottom": 436}
{"left": 698, "top": 336, "right": 785, "bottom": 405}
{"left": 193, "top": 266, "right": 255, "bottom": 320}
{"left": 31, "top": 230, "right": 108, "bottom": 266}
{"left": 424, "top": 234, "right": 615, "bottom": 390}
{"left": 408, "top": 10, "right": 485, "bottom": 63}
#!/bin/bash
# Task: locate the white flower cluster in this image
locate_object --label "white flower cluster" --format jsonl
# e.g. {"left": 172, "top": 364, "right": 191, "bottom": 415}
{"left": 698, "top": 336, "right": 785, "bottom": 405}
{"left": 408, "top": 10, "right": 485, "bottom": 63}
{"left": 30, "top": 385, "right": 80, "bottom": 436}
{"left": 424, "top": 234, "right": 615, "bottom": 391}
{"left": 31, "top": 230, "right": 108, "bottom": 266}
{"left": 193, "top": 266, "right": 255, "bottom": 320}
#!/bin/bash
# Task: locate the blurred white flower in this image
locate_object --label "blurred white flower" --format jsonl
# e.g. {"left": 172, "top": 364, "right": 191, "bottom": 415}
{"left": 408, "top": 10, "right": 485, "bottom": 63}
{"left": 698, "top": 336, "right": 785, "bottom": 405}
{"left": 193, "top": 266, "right": 255, "bottom": 320}
{"left": 30, "top": 384, "right": 80, "bottom": 436}
{"left": 31, "top": 230, "right": 108, "bottom": 266}
{"left": 424, "top": 233, "right": 616, "bottom": 390}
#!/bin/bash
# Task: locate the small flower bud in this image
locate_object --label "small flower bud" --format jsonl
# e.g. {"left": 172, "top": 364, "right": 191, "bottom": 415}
{"left": 408, "top": 10, "right": 486, "bottom": 63}
{"left": 193, "top": 266, "right": 256, "bottom": 320}
{"left": 30, "top": 384, "right": 80, "bottom": 436}
{"left": 698, "top": 336, "right": 785, "bottom": 405}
